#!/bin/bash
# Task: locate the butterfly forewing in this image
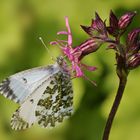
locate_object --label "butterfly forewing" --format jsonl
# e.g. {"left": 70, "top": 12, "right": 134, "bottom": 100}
{"left": 0, "top": 64, "right": 60, "bottom": 104}
{"left": 35, "top": 70, "right": 73, "bottom": 128}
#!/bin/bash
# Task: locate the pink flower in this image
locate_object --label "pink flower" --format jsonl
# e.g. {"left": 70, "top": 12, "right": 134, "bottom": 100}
{"left": 50, "top": 17, "right": 97, "bottom": 80}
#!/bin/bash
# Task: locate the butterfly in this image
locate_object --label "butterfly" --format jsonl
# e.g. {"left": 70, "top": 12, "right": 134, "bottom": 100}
{"left": 0, "top": 56, "right": 73, "bottom": 130}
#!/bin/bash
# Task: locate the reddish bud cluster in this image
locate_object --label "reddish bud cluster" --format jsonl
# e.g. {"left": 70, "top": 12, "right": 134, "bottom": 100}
{"left": 50, "top": 10, "right": 140, "bottom": 82}
{"left": 50, "top": 17, "right": 98, "bottom": 83}
{"left": 107, "top": 10, "right": 136, "bottom": 37}
{"left": 81, "top": 12, "right": 107, "bottom": 39}
{"left": 126, "top": 28, "right": 140, "bottom": 69}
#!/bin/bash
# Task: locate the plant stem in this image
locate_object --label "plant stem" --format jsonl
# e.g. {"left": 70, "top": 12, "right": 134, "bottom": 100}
{"left": 102, "top": 76, "right": 127, "bottom": 140}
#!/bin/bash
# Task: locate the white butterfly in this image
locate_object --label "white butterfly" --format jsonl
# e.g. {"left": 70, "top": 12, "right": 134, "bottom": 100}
{"left": 0, "top": 56, "right": 73, "bottom": 130}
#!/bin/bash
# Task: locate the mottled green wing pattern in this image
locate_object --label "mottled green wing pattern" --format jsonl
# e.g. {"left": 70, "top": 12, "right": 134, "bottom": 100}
{"left": 10, "top": 76, "right": 51, "bottom": 130}
{"left": 35, "top": 71, "right": 73, "bottom": 128}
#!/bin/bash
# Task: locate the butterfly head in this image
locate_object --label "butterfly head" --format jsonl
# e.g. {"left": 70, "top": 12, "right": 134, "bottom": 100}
{"left": 56, "top": 56, "right": 63, "bottom": 64}
{"left": 56, "top": 56, "right": 66, "bottom": 66}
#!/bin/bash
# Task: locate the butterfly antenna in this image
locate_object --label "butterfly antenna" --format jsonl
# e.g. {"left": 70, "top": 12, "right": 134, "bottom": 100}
{"left": 39, "top": 37, "right": 56, "bottom": 61}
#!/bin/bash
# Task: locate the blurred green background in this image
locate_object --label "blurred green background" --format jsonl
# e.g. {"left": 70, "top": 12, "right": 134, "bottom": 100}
{"left": 0, "top": 0, "right": 140, "bottom": 140}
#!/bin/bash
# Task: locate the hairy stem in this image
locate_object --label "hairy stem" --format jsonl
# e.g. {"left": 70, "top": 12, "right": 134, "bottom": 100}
{"left": 102, "top": 76, "right": 127, "bottom": 140}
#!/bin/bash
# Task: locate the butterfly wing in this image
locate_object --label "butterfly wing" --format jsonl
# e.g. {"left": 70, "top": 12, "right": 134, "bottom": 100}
{"left": 10, "top": 77, "right": 52, "bottom": 130}
{"left": 0, "top": 64, "right": 59, "bottom": 104}
{"left": 10, "top": 69, "right": 73, "bottom": 130}
{"left": 0, "top": 57, "right": 73, "bottom": 130}
{"left": 35, "top": 70, "right": 73, "bottom": 128}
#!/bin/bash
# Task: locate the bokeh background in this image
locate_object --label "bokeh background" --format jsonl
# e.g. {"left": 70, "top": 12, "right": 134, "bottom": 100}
{"left": 0, "top": 0, "right": 140, "bottom": 140}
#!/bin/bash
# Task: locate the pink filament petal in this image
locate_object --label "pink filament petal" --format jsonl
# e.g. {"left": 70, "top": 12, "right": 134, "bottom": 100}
{"left": 57, "top": 31, "right": 68, "bottom": 35}
{"left": 81, "top": 63, "right": 97, "bottom": 71}
{"left": 62, "top": 47, "right": 74, "bottom": 60}
{"left": 50, "top": 41, "right": 59, "bottom": 45}
{"left": 65, "top": 16, "right": 72, "bottom": 47}
{"left": 73, "top": 64, "right": 83, "bottom": 77}
{"left": 50, "top": 41, "right": 63, "bottom": 49}
{"left": 55, "top": 39, "right": 66, "bottom": 47}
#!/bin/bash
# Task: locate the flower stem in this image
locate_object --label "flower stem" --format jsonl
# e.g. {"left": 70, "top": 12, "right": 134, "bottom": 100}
{"left": 102, "top": 76, "right": 127, "bottom": 140}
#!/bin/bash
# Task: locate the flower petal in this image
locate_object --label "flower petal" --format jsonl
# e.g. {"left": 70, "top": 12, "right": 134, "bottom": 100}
{"left": 65, "top": 16, "right": 72, "bottom": 46}
{"left": 75, "top": 65, "right": 83, "bottom": 77}
{"left": 81, "top": 63, "right": 97, "bottom": 71}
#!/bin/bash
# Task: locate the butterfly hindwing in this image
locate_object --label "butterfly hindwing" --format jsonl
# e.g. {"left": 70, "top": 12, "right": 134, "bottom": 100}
{"left": 35, "top": 70, "right": 73, "bottom": 128}
{"left": 0, "top": 64, "right": 59, "bottom": 104}
{"left": 10, "top": 76, "right": 53, "bottom": 130}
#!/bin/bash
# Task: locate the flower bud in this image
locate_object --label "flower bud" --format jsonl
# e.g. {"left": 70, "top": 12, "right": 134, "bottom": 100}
{"left": 118, "top": 11, "right": 136, "bottom": 30}
{"left": 107, "top": 27, "right": 119, "bottom": 37}
{"left": 109, "top": 10, "right": 118, "bottom": 29}
{"left": 127, "top": 28, "right": 140, "bottom": 46}
{"left": 81, "top": 12, "right": 107, "bottom": 38}
{"left": 92, "top": 12, "right": 106, "bottom": 32}
{"left": 80, "top": 25, "right": 93, "bottom": 36}
{"left": 74, "top": 38, "right": 102, "bottom": 60}
{"left": 127, "top": 53, "right": 140, "bottom": 69}
{"left": 107, "top": 10, "right": 119, "bottom": 37}
{"left": 126, "top": 28, "right": 140, "bottom": 55}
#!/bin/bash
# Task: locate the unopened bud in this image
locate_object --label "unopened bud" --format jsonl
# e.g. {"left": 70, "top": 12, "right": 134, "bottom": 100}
{"left": 81, "top": 12, "right": 107, "bottom": 38}
{"left": 127, "top": 53, "right": 140, "bottom": 69}
{"left": 109, "top": 10, "right": 118, "bottom": 29}
{"left": 80, "top": 25, "right": 93, "bottom": 36}
{"left": 92, "top": 12, "right": 106, "bottom": 31}
{"left": 127, "top": 28, "right": 140, "bottom": 46}
{"left": 118, "top": 11, "right": 136, "bottom": 30}
{"left": 75, "top": 38, "right": 102, "bottom": 60}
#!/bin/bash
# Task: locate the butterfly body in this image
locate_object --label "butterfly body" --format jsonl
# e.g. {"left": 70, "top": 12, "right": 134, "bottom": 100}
{"left": 0, "top": 57, "right": 73, "bottom": 130}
